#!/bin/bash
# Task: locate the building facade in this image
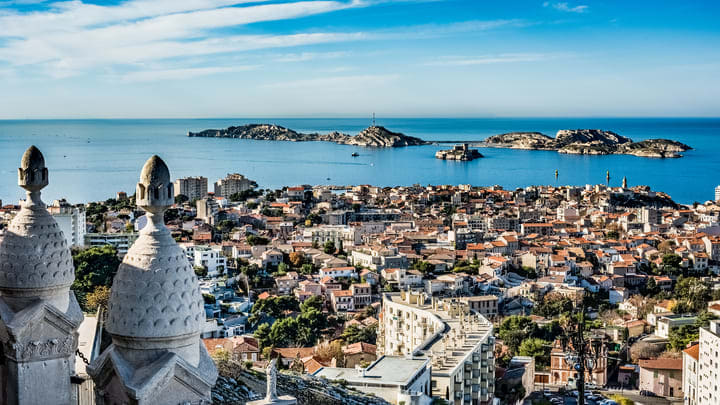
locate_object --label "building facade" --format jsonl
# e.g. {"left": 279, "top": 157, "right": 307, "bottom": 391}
{"left": 378, "top": 291, "right": 495, "bottom": 405}
{"left": 683, "top": 344, "right": 699, "bottom": 405}
{"left": 84, "top": 231, "right": 139, "bottom": 257}
{"left": 697, "top": 320, "right": 720, "bottom": 403}
{"left": 174, "top": 176, "right": 208, "bottom": 200}
{"left": 214, "top": 173, "right": 253, "bottom": 198}
{"left": 48, "top": 198, "right": 86, "bottom": 247}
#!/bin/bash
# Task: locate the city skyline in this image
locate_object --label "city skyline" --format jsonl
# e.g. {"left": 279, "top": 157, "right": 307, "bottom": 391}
{"left": 0, "top": 0, "right": 719, "bottom": 118}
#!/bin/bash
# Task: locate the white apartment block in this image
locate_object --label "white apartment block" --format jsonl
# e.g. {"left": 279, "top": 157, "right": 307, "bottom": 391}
{"left": 378, "top": 291, "right": 495, "bottom": 405}
{"left": 683, "top": 344, "right": 699, "bottom": 405}
{"left": 48, "top": 199, "right": 86, "bottom": 247}
{"left": 303, "top": 225, "right": 362, "bottom": 246}
{"left": 715, "top": 185, "right": 720, "bottom": 202}
{"left": 214, "top": 173, "right": 253, "bottom": 198}
{"left": 181, "top": 244, "right": 226, "bottom": 277}
{"left": 697, "top": 320, "right": 720, "bottom": 404}
{"left": 84, "top": 232, "right": 139, "bottom": 257}
{"left": 351, "top": 246, "right": 408, "bottom": 271}
{"left": 174, "top": 176, "right": 208, "bottom": 200}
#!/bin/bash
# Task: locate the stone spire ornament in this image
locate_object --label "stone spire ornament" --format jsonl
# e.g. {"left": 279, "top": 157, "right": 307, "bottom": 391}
{"left": 88, "top": 155, "right": 217, "bottom": 405}
{"left": 0, "top": 145, "right": 84, "bottom": 405}
{"left": 249, "top": 358, "right": 296, "bottom": 405}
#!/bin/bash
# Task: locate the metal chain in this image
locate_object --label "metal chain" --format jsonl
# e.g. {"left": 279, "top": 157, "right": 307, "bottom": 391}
{"left": 76, "top": 349, "right": 90, "bottom": 365}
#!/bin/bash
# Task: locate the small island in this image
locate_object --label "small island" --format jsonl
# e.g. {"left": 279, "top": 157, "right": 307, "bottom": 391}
{"left": 188, "top": 124, "right": 429, "bottom": 148}
{"left": 483, "top": 129, "right": 691, "bottom": 158}
{"left": 188, "top": 125, "right": 691, "bottom": 158}
{"left": 435, "top": 144, "right": 483, "bottom": 161}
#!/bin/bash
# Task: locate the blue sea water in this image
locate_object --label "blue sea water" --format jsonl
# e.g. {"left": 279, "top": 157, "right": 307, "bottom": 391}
{"left": 0, "top": 118, "right": 718, "bottom": 205}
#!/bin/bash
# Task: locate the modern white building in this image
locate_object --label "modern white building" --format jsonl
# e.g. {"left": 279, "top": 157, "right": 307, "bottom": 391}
{"left": 350, "top": 246, "right": 408, "bottom": 271}
{"left": 174, "top": 176, "right": 208, "bottom": 200}
{"left": 84, "top": 232, "right": 139, "bottom": 257}
{"left": 181, "top": 244, "right": 226, "bottom": 277}
{"left": 377, "top": 291, "right": 495, "bottom": 405}
{"left": 214, "top": 173, "right": 253, "bottom": 198}
{"left": 48, "top": 199, "right": 86, "bottom": 247}
{"left": 303, "top": 225, "right": 362, "bottom": 246}
{"left": 697, "top": 320, "right": 720, "bottom": 403}
{"left": 683, "top": 344, "right": 699, "bottom": 405}
{"left": 715, "top": 185, "right": 720, "bottom": 202}
{"left": 314, "top": 356, "right": 433, "bottom": 405}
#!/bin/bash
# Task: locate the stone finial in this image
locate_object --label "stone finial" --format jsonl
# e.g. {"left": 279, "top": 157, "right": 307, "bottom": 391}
{"left": 18, "top": 145, "right": 49, "bottom": 205}
{"left": 136, "top": 155, "right": 174, "bottom": 214}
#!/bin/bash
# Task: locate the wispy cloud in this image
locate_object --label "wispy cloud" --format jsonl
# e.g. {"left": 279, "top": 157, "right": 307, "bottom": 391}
{"left": 424, "top": 53, "right": 548, "bottom": 66}
{"left": 262, "top": 74, "right": 398, "bottom": 89}
{"left": 272, "top": 51, "right": 350, "bottom": 63}
{"left": 116, "top": 65, "right": 260, "bottom": 82}
{"left": 0, "top": 0, "right": 529, "bottom": 82}
{"left": 543, "top": 1, "right": 588, "bottom": 13}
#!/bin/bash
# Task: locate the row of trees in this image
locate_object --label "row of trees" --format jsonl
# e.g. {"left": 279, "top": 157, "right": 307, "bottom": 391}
{"left": 253, "top": 296, "right": 327, "bottom": 350}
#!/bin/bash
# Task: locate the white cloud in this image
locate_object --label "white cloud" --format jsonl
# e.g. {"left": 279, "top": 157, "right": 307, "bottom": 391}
{"left": 262, "top": 74, "right": 398, "bottom": 89}
{"left": 116, "top": 65, "right": 260, "bottom": 82}
{"left": 272, "top": 51, "right": 350, "bottom": 63}
{"left": 424, "top": 53, "right": 548, "bottom": 66}
{"left": 543, "top": 2, "right": 588, "bottom": 13}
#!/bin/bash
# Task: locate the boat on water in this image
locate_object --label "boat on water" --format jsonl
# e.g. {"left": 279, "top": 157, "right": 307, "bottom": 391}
{"left": 351, "top": 152, "right": 359, "bottom": 157}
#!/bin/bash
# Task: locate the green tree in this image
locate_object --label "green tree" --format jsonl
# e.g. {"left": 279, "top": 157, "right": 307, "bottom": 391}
{"left": 300, "top": 295, "right": 324, "bottom": 313}
{"left": 662, "top": 254, "right": 682, "bottom": 274}
{"left": 246, "top": 234, "right": 269, "bottom": 246}
{"left": 254, "top": 323, "right": 272, "bottom": 350}
{"left": 532, "top": 293, "right": 574, "bottom": 318}
{"left": 323, "top": 240, "right": 336, "bottom": 254}
{"left": 174, "top": 194, "right": 189, "bottom": 204}
{"left": 72, "top": 245, "right": 121, "bottom": 309}
{"left": 498, "top": 316, "right": 537, "bottom": 354}
{"left": 518, "top": 338, "right": 551, "bottom": 368}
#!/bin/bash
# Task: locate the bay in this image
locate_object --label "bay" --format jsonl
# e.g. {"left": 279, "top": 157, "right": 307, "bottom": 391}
{"left": 0, "top": 118, "right": 717, "bottom": 204}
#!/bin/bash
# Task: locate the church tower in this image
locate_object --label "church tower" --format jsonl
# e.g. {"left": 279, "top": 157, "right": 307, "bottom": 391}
{"left": 0, "top": 146, "right": 84, "bottom": 404}
{"left": 88, "top": 155, "right": 217, "bottom": 404}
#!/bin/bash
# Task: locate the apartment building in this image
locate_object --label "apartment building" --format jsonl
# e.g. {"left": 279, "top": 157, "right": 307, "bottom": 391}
{"left": 377, "top": 291, "right": 495, "bottom": 405}
{"left": 48, "top": 199, "right": 86, "bottom": 247}
{"left": 174, "top": 176, "right": 208, "bottom": 200}
{"left": 84, "top": 232, "right": 138, "bottom": 257}
{"left": 214, "top": 173, "right": 253, "bottom": 198}
{"left": 697, "top": 320, "right": 720, "bottom": 403}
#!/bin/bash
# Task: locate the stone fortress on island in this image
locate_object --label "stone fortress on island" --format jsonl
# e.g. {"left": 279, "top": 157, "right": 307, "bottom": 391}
{"left": 435, "top": 144, "right": 483, "bottom": 161}
{"left": 0, "top": 146, "right": 217, "bottom": 405}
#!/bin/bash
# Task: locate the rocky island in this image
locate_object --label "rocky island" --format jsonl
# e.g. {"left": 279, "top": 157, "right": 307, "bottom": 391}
{"left": 188, "top": 124, "right": 429, "bottom": 148}
{"left": 483, "top": 129, "right": 691, "bottom": 158}
{"left": 435, "top": 144, "right": 483, "bottom": 161}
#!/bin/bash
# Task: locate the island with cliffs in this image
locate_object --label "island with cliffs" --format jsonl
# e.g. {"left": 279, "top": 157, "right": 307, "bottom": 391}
{"left": 188, "top": 124, "right": 429, "bottom": 148}
{"left": 483, "top": 129, "right": 692, "bottom": 158}
{"left": 188, "top": 124, "right": 691, "bottom": 157}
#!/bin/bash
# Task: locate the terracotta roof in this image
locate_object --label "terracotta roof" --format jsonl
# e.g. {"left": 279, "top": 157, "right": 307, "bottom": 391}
{"left": 343, "top": 342, "right": 377, "bottom": 355}
{"left": 683, "top": 344, "right": 700, "bottom": 361}
{"left": 273, "top": 347, "right": 315, "bottom": 359}
{"left": 638, "top": 358, "right": 682, "bottom": 370}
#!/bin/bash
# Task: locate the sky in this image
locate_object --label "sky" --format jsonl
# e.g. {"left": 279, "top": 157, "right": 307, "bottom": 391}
{"left": 0, "top": 0, "right": 718, "bottom": 118}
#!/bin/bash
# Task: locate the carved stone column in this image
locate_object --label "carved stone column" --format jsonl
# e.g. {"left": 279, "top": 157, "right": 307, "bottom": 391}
{"left": 0, "top": 146, "right": 84, "bottom": 405}
{"left": 88, "top": 155, "right": 217, "bottom": 405}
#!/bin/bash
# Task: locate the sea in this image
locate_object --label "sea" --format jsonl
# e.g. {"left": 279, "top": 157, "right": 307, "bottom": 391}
{"left": 0, "top": 118, "right": 718, "bottom": 205}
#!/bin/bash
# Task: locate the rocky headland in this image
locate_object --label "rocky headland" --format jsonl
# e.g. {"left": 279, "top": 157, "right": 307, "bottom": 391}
{"left": 188, "top": 124, "right": 428, "bottom": 148}
{"left": 483, "top": 129, "right": 691, "bottom": 158}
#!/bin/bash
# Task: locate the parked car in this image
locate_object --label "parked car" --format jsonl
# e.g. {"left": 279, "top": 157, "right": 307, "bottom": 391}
{"left": 585, "top": 382, "right": 598, "bottom": 390}
{"left": 640, "top": 390, "right": 657, "bottom": 397}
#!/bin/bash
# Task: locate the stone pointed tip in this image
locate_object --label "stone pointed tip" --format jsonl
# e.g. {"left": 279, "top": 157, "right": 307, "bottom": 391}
{"left": 21, "top": 145, "right": 45, "bottom": 170}
{"left": 140, "top": 155, "right": 170, "bottom": 186}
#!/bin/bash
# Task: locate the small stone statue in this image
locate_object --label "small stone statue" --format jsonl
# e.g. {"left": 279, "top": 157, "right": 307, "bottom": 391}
{"left": 266, "top": 358, "right": 278, "bottom": 401}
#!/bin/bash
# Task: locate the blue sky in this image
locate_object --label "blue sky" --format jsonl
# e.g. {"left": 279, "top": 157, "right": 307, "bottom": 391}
{"left": 0, "top": 0, "right": 718, "bottom": 118}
